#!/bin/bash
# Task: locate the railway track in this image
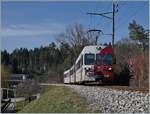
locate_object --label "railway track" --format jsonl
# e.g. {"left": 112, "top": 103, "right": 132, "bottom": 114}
{"left": 99, "top": 85, "right": 149, "bottom": 93}
{"left": 80, "top": 85, "right": 148, "bottom": 93}
{"left": 64, "top": 81, "right": 149, "bottom": 93}
{"left": 39, "top": 83, "right": 149, "bottom": 93}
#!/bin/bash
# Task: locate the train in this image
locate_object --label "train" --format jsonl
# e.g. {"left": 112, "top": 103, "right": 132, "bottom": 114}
{"left": 63, "top": 45, "right": 115, "bottom": 84}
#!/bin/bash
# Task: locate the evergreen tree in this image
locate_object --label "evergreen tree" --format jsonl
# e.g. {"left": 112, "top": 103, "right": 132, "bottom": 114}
{"left": 128, "top": 20, "right": 149, "bottom": 49}
{"left": 1, "top": 50, "right": 10, "bottom": 65}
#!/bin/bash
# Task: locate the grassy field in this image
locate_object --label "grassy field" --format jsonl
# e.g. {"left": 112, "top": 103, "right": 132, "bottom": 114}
{"left": 15, "top": 100, "right": 29, "bottom": 112}
{"left": 19, "top": 85, "right": 90, "bottom": 113}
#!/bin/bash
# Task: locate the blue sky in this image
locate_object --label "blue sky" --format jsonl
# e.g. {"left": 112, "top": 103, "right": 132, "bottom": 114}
{"left": 1, "top": 1, "right": 149, "bottom": 53}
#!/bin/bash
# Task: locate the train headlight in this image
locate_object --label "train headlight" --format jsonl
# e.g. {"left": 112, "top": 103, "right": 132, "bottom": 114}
{"left": 84, "top": 67, "right": 89, "bottom": 71}
{"left": 91, "top": 66, "right": 94, "bottom": 70}
{"left": 108, "top": 67, "right": 112, "bottom": 70}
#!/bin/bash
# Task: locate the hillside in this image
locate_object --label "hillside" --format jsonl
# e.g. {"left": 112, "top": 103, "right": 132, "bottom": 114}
{"left": 19, "top": 85, "right": 90, "bottom": 113}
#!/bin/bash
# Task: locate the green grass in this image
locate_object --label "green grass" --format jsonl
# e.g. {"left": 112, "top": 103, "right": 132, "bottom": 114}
{"left": 15, "top": 100, "right": 28, "bottom": 111}
{"left": 19, "top": 86, "right": 90, "bottom": 113}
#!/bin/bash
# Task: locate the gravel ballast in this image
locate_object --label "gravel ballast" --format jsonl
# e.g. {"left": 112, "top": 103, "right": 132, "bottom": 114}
{"left": 66, "top": 85, "right": 149, "bottom": 113}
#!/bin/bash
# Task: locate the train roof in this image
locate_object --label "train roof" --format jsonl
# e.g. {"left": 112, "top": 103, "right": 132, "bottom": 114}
{"left": 100, "top": 46, "right": 113, "bottom": 54}
{"left": 64, "top": 64, "right": 75, "bottom": 74}
{"left": 75, "top": 45, "right": 106, "bottom": 64}
{"left": 64, "top": 69, "right": 70, "bottom": 74}
{"left": 82, "top": 45, "right": 106, "bottom": 53}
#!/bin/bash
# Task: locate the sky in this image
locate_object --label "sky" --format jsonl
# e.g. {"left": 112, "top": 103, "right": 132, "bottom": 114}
{"left": 1, "top": 1, "right": 149, "bottom": 53}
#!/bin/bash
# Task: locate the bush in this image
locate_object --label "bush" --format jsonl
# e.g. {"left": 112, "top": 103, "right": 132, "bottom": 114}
{"left": 114, "top": 38, "right": 149, "bottom": 88}
{"left": 141, "top": 50, "right": 149, "bottom": 88}
{"left": 16, "top": 79, "right": 40, "bottom": 101}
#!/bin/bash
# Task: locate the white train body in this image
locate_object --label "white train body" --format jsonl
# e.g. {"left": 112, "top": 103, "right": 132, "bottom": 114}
{"left": 63, "top": 69, "right": 70, "bottom": 84}
{"left": 63, "top": 45, "right": 107, "bottom": 84}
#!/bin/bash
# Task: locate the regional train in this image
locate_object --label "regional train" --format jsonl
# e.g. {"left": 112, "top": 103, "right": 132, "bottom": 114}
{"left": 63, "top": 45, "right": 115, "bottom": 84}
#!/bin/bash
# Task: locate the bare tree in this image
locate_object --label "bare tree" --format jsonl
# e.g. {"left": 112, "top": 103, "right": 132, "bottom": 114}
{"left": 57, "top": 23, "right": 95, "bottom": 48}
{"left": 57, "top": 23, "right": 97, "bottom": 61}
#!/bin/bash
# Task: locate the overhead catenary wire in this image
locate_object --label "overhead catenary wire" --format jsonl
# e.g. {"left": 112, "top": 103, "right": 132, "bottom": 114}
{"left": 87, "top": 2, "right": 118, "bottom": 47}
{"left": 95, "top": 2, "right": 112, "bottom": 29}
{"left": 88, "top": 2, "right": 99, "bottom": 31}
{"left": 88, "top": 1, "right": 113, "bottom": 32}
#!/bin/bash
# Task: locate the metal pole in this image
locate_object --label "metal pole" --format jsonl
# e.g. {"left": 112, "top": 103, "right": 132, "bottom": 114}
{"left": 112, "top": 2, "right": 115, "bottom": 48}
{"left": 7, "top": 89, "right": 8, "bottom": 99}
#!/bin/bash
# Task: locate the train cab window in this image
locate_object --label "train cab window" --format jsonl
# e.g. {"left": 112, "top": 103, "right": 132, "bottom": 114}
{"left": 103, "top": 54, "right": 113, "bottom": 65}
{"left": 84, "top": 54, "right": 95, "bottom": 65}
{"left": 96, "top": 54, "right": 102, "bottom": 65}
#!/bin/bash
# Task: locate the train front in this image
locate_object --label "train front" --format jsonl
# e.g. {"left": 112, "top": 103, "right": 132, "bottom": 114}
{"left": 94, "top": 46, "right": 115, "bottom": 83}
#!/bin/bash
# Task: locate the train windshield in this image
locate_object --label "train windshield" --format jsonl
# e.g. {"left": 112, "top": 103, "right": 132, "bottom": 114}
{"left": 84, "top": 54, "right": 95, "bottom": 65}
{"left": 96, "top": 54, "right": 102, "bottom": 65}
{"left": 103, "top": 54, "right": 113, "bottom": 65}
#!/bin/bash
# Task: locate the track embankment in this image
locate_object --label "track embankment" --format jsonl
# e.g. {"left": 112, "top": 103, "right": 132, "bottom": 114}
{"left": 66, "top": 85, "right": 149, "bottom": 113}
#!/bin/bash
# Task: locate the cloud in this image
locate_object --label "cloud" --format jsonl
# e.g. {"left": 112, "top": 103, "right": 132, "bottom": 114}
{"left": 2, "top": 21, "right": 65, "bottom": 38}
